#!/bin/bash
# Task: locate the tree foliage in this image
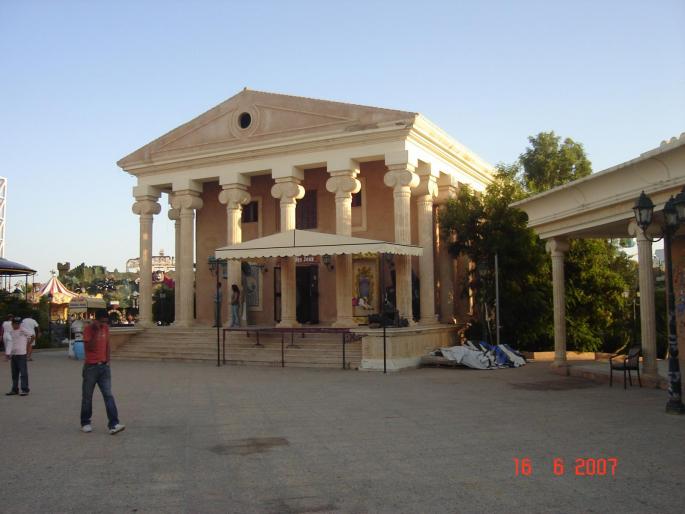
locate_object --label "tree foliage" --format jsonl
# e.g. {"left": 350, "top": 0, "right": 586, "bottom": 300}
{"left": 440, "top": 131, "right": 637, "bottom": 352}
{"left": 519, "top": 132, "right": 592, "bottom": 193}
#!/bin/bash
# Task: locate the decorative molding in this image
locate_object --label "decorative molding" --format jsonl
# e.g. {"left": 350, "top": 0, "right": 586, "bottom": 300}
{"left": 170, "top": 190, "right": 203, "bottom": 211}
{"left": 132, "top": 198, "right": 161, "bottom": 216}
{"left": 271, "top": 178, "right": 305, "bottom": 204}
{"left": 218, "top": 184, "right": 251, "bottom": 209}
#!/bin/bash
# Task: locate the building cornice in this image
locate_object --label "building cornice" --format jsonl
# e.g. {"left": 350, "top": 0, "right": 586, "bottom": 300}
{"left": 120, "top": 123, "right": 414, "bottom": 177}
{"left": 407, "top": 118, "right": 495, "bottom": 186}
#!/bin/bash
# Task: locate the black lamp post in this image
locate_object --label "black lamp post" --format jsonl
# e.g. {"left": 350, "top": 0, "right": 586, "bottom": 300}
{"left": 633, "top": 189, "right": 685, "bottom": 414}
{"left": 208, "top": 256, "right": 226, "bottom": 366}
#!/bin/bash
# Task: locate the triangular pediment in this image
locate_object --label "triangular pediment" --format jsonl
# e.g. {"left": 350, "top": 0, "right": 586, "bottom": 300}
{"left": 119, "top": 89, "right": 416, "bottom": 167}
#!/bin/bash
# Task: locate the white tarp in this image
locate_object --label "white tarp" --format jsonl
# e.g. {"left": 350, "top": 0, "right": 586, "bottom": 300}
{"left": 439, "top": 346, "right": 492, "bottom": 370}
{"left": 215, "top": 229, "right": 423, "bottom": 260}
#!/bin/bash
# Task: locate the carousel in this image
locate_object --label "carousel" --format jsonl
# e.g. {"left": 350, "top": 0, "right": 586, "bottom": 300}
{"left": 37, "top": 274, "right": 78, "bottom": 321}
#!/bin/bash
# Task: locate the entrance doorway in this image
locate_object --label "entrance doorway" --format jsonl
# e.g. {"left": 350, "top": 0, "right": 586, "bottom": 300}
{"left": 296, "top": 265, "right": 319, "bottom": 324}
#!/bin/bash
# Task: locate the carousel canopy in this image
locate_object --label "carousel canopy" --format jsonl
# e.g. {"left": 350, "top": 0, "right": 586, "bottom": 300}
{"left": 215, "top": 229, "right": 424, "bottom": 260}
{"left": 38, "top": 275, "right": 78, "bottom": 304}
{"left": 0, "top": 257, "right": 36, "bottom": 276}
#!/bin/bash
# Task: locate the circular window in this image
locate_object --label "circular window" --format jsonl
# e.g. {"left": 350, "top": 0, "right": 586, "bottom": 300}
{"left": 238, "top": 112, "right": 252, "bottom": 129}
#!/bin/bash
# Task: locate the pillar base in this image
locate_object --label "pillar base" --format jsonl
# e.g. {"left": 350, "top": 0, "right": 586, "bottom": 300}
{"left": 137, "top": 320, "right": 155, "bottom": 329}
{"left": 174, "top": 320, "right": 194, "bottom": 328}
{"left": 418, "top": 316, "right": 440, "bottom": 326}
{"left": 332, "top": 318, "right": 357, "bottom": 328}
{"left": 550, "top": 360, "right": 570, "bottom": 376}
{"left": 277, "top": 319, "right": 301, "bottom": 329}
{"left": 665, "top": 400, "right": 685, "bottom": 415}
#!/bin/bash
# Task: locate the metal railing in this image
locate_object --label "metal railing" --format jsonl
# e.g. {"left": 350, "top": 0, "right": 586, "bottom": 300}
{"left": 221, "top": 326, "right": 364, "bottom": 369}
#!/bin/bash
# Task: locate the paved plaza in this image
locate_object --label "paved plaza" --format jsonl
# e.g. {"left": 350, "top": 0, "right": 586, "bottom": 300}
{"left": 1, "top": 351, "right": 684, "bottom": 513}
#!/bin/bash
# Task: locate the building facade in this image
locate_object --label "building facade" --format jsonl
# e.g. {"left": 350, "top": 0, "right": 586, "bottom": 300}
{"left": 118, "top": 90, "right": 494, "bottom": 337}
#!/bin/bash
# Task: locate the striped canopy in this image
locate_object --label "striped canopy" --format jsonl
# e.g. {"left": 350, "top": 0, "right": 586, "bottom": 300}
{"left": 38, "top": 276, "right": 78, "bottom": 304}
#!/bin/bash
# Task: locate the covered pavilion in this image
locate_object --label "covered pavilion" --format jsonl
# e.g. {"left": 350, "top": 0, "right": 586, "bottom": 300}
{"left": 512, "top": 133, "right": 685, "bottom": 378}
{"left": 0, "top": 257, "right": 36, "bottom": 298}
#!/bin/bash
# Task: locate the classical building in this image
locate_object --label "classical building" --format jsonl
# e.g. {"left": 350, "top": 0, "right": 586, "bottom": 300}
{"left": 118, "top": 89, "right": 495, "bottom": 369}
{"left": 126, "top": 249, "right": 175, "bottom": 275}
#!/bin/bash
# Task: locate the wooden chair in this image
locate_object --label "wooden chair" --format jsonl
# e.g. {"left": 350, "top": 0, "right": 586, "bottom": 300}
{"left": 609, "top": 344, "right": 642, "bottom": 389}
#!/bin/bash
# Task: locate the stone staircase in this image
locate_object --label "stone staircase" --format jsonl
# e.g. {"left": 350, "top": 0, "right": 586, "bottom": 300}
{"left": 112, "top": 326, "right": 362, "bottom": 369}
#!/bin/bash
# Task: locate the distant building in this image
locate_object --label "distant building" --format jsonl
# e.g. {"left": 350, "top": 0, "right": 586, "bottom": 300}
{"left": 654, "top": 249, "right": 665, "bottom": 269}
{"left": 126, "top": 249, "right": 175, "bottom": 274}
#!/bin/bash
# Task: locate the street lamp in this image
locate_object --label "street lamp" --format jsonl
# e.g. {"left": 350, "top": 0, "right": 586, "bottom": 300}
{"left": 633, "top": 189, "right": 685, "bottom": 414}
{"left": 208, "top": 256, "right": 227, "bottom": 366}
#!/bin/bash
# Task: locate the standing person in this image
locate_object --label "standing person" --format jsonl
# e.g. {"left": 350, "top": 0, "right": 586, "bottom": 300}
{"left": 80, "top": 309, "right": 125, "bottom": 435}
{"left": 230, "top": 284, "right": 240, "bottom": 327}
{"left": 21, "top": 316, "right": 40, "bottom": 361}
{"left": 4, "top": 317, "right": 34, "bottom": 396}
{"left": 1, "top": 314, "right": 13, "bottom": 352}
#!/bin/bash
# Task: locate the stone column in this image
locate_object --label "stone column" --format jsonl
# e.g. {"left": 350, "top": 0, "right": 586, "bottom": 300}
{"left": 414, "top": 174, "right": 438, "bottom": 323}
{"left": 219, "top": 184, "right": 251, "bottom": 294}
{"left": 271, "top": 177, "right": 304, "bottom": 327}
{"left": 546, "top": 238, "right": 570, "bottom": 368}
{"left": 630, "top": 221, "right": 657, "bottom": 376}
{"left": 170, "top": 191, "right": 203, "bottom": 327}
{"left": 326, "top": 169, "right": 361, "bottom": 327}
{"left": 167, "top": 203, "right": 181, "bottom": 323}
{"left": 436, "top": 182, "right": 457, "bottom": 323}
{"left": 132, "top": 196, "right": 161, "bottom": 327}
{"left": 384, "top": 164, "right": 419, "bottom": 323}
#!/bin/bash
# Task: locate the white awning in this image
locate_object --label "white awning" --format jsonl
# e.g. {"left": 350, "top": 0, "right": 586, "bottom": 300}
{"left": 215, "top": 229, "right": 423, "bottom": 260}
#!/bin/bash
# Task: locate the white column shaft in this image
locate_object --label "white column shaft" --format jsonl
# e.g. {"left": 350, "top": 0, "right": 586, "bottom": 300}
{"left": 139, "top": 214, "right": 154, "bottom": 326}
{"left": 174, "top": 218, "right": 181, "bottom": 320}
{"left": 637, "top": 233, "right": 657, "bottom": 375}
{"left": 178, "top": 209, "right": 195, "bottom": 326}
{"left": 546, "top": 238, "right": 569, "bottom": 367}
{"left": 271, "top": 178, "right": 304, "bottom": 328}
{"left": 417, "top": 195, "right": 436, "bottom": 323}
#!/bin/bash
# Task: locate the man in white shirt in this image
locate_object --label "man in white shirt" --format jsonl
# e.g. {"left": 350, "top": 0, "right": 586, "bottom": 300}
{"left": 5, "top": 317, "right": 34, "bottom": 396}
{"left": 21, "top": 317, "right": 40, "bottom": 360}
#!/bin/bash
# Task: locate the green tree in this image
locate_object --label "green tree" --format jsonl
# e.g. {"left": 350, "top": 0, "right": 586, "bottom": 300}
{"left": 519, "top": 132, "right": 592, "bottom": 193}
{"left": 440, "top": 131, "right": 637, "bottom": 353}
{"left": 440, "top": 167, "right": 552, "bottom": 349}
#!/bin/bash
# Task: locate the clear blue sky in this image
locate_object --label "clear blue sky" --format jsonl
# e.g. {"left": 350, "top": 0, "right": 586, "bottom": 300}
{"left": 1, "top": 0, "right": 683, "bottom": 283}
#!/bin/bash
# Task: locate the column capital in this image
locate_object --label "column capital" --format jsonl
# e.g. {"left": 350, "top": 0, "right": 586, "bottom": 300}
{"left": 132, "top": 198, "right": 161, "bottom": 216}
{"left": 325, "top": 171, "right": 361, "bottom": 198}
{"left": 219, "top": 184, "right": 251, "bottom": 208}
{"left": 545, "top": 237, "right": 570, "bottom": 257}
{"left": 271, "top": 177, "right": 305, "bottom": 204}
{"left": 170, "top": 190, "right": 203, "bottom": 211}
{"left": 384, "top": 166, "right": 419, "bottom": 191}
{"left": 413, "top": 174, "right": 438, "bottom": 199}
{"left": 168, "top": 207, "right": 180, "bottom": 221}
{"left": 628, "top": 220, "right": 659, "bottom": 242}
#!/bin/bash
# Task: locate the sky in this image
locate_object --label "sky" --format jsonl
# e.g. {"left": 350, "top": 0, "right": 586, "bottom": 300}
{"left": 1, "top": 0, "right": 683, "bottom": 283}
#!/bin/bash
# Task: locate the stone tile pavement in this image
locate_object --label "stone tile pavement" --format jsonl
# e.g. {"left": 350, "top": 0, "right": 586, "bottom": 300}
{"left": 1, "top": 350, "right": 683, "bottom": 513}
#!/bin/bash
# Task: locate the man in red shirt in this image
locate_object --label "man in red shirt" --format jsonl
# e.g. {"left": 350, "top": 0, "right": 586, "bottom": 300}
{"left": 80, "top": 310, "right": 125, "bottom": 435}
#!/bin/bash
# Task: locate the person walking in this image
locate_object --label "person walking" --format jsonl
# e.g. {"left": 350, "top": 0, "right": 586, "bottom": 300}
{"left": 4, "top": 317, "right": 34, "bottom": 396}
{"left": 21, "top": 316, "right": 40, "bottom": 361}
{"left": 80, "top": 309, "right": 125, "bottom": 435}
{"left": 230, "top": 284, "right": 240, "bottom": 327}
